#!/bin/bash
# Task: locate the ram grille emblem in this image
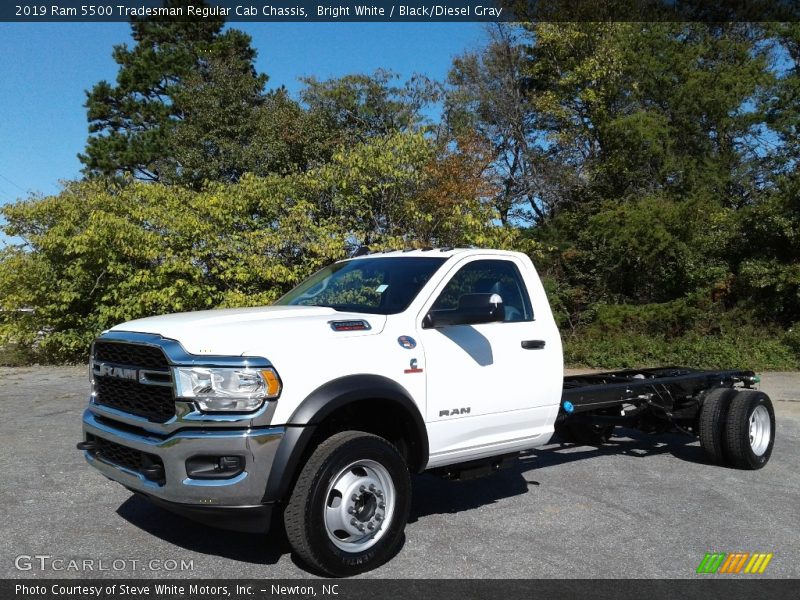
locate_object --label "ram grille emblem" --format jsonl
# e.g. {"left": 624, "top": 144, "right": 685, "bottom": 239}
{"left": 92, "top": 362, "right": 138, "bottom": 381}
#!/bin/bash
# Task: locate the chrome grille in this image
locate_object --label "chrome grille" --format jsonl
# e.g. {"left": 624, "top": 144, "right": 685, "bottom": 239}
{"left": 93, "top": 340, "right": 169, "bottom": 370}
{"left": 92, "top": 341, "right": 175, "bottom": 422}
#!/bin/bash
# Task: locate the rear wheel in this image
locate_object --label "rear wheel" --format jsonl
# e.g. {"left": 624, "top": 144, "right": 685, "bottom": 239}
{"left": 284, "top": 431, "right": 411, "bottom": 576}
{"left": 699, "top": 387, "right": 735, "bottom": 465}
{"left": 724, "top": 390, "right": 775, "bottom": 470}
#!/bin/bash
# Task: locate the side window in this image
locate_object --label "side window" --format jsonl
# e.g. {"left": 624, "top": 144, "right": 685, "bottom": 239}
{"left": 432, "top": 260, "right": 533, "bottom": 322}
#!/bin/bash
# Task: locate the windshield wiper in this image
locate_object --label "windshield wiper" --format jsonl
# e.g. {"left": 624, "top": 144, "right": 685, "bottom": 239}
{"left": 307, "top": 303, "right": 345, "bottom": 311}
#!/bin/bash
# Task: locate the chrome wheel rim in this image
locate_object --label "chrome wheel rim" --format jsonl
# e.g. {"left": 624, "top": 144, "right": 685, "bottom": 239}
{"left": 323, "top": 459, "right": 395, "bottom": 552}
{"left": 749, "top": 405, "right": 771, "bottom": 456}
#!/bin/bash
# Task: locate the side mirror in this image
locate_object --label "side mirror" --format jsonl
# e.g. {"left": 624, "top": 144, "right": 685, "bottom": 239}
{"left": 423, "top": 293, "right": 505, "bottom": 328}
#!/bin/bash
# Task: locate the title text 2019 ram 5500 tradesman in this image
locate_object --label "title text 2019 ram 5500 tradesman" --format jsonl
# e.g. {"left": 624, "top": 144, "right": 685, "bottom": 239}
{"left": 79, "top": 248, "right": 775, "bottom": 576}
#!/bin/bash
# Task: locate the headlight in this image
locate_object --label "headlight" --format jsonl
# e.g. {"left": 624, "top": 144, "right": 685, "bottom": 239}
{"left": 173, "top": 366, "right": 281, "bottom": 412}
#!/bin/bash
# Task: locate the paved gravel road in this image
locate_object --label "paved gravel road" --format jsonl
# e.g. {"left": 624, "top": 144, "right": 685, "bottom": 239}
{"left": 1, "top": 367, "right": 797, "bottom": 579}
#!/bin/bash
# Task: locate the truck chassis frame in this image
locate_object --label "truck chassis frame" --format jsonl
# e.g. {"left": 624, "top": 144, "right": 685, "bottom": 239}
{"left": 560, "top": 367, "right": 758, "bottom": 434}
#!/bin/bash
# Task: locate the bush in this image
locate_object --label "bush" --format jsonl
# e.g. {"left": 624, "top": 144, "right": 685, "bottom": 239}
{"left": 0, "top": 177, "right": 349, "bottom": 363}
{"left": 562, "top": 303, "right": 799, "bottom": 371}
{"left": 0, "top": 133, "right": 528, "bottom": 363}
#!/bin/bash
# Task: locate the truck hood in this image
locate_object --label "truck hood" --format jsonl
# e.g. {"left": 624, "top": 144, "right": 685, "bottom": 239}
{"left": 109, "top": 305, "right": 387, "bottom": 357}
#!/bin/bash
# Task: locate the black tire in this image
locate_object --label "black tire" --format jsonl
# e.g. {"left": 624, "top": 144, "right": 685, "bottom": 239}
{"left": 699, "top": 387, "right": 735, "bottom": 465}
{"left": 724, "top": 390, "right": 775, "bottom": 470}
{"left": 284, "top": 431, "right": 411, "bottom": 577}
{"left": 555, "top": 421, "right": 613, "bottom": 446}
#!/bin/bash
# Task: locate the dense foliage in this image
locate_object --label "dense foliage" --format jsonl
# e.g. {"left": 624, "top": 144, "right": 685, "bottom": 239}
{"left": 448, "top": 23, "right": 799, "bottom": 369}
{"left": 1, "top": 16, "right": 798, "bottom": 368}
{"left": 1, "top": 133, "right": 521, "bottom": 361}
{"left": 80, "top": 1, "right": 273, "bottom": 186}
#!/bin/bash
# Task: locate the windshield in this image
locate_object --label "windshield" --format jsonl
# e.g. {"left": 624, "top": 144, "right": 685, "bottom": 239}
{"left": 275, "top": 257, "right": 448, "bottom": 315}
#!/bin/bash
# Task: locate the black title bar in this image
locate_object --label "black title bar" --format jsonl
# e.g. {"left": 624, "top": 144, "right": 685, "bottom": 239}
{"left": 4, "top": 579, "right": 800, "bottom": 600}
{"left": 3, "top": 0, "right": 800, "bottom": 22}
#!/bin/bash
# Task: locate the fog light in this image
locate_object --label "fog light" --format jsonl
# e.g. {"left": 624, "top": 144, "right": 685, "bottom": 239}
{"left": 186, "top": 455, "right": 244, "bottom": 480}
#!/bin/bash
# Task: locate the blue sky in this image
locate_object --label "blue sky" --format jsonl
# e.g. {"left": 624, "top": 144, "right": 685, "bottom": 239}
{"left": 0, "top": 22, "right": 486, "bottom": 208}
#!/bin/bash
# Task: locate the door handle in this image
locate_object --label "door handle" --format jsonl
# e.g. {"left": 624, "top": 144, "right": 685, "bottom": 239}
{"left": 521, "top": 340, "right": 546, "bottom": 350}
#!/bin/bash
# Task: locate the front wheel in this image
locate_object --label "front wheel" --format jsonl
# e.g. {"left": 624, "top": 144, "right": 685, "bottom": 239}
{"left": 284, "top": 431, "right": 411, "bottom": 576}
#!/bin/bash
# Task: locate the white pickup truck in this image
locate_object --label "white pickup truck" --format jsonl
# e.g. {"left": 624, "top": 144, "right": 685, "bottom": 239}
{"left": 79, "top": 248, "right": 775, "bottom": 576}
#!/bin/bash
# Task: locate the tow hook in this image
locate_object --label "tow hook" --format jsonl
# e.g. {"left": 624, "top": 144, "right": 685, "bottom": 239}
{"left": 141, "top": 464, "right": 165, "bottom": 481}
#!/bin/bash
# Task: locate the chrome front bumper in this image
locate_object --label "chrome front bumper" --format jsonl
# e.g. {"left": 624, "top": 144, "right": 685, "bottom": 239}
{"left": 81, "top": 409, "right": 284, "bottom": 506}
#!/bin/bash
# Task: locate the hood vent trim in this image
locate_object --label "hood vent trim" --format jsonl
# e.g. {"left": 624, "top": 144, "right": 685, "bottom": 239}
{"left": 329, "top": 320, "right": 372, "bottom": 332}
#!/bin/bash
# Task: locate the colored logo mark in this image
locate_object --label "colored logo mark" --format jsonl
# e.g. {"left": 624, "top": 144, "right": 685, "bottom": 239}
{"left": 404, "top": 358, "right": 423, "bottom": 374}
{"left": 696, "top": 552, "right": 773, "bottom": 574}
{"left": 397, "top": 335, "right": 416, "bottom": 349}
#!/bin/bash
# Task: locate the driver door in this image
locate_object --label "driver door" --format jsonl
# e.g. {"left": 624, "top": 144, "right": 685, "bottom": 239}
{"left": 418, "top": 257, "right": 556, "bottom": 466}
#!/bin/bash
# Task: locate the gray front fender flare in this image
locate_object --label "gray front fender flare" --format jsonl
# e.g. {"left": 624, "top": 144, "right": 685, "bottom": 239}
{"left": 262, "top": 374, "right": 428, "bottom": 503}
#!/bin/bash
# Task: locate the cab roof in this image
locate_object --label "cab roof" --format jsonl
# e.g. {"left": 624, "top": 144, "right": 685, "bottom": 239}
{"left": 346, "top": 247, "right": 523, "bottom": 260}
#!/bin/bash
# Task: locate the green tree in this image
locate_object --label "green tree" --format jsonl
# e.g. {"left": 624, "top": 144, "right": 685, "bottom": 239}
{"left": 731, "top": 23, "right": 800, "bottom": 326}
{"left": 251, "top": 88, "right": 332, "bottom": 174}
{"left": 521, "top": 23, "right": 770, "bottom": 208}
{"left": 301, "top": 70, "right": 440, "bottom": 150}
{"left": 509, "top": 23, "right": 772, "bottom": 308}
{"left": 447, "top": 25, "right": 553, "bottom": 225}
{"left": 0, "top": 177, "right": 346, "bottom": 361}
{"left": 310, "top": 130, "right": 528, "bottom": 251}
{"left": 0, "top": 132, "right": 526, "bottom": 362}
{"left": 80, "top": 0, "right": 267, "bottom": 186}
{"left": 447, "top": 21, "right": 800, "bottom": 368}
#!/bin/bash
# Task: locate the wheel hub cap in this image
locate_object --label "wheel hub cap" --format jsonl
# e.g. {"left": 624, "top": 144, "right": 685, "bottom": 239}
{"left": 353, "top": 492, "right": 378, "bottom": 522}
{"left": 323, "top": 460, "right": 395, "bottom": 552}
{"left": 748, "top": 405, "right": 771, "bottom": 456}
